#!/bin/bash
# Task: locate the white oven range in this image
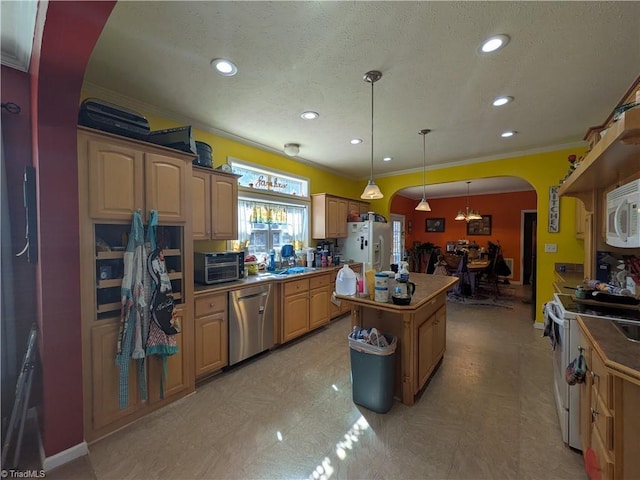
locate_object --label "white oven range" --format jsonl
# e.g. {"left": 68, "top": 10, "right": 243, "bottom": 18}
{"left": 543, "top": 292, "right": 640, "bottom": 451}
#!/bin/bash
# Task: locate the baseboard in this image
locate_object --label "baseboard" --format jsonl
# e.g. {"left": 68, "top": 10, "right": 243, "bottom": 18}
{"left": 533, "top": 321, "right": 544, "bottom": 330}
{"left": 40, "top": 438, "right": 88, "bottom": 472}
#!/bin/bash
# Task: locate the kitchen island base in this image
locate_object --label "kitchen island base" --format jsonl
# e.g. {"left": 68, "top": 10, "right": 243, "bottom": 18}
{"left": 339, "top": 274, "right": 458, "bottom": 406}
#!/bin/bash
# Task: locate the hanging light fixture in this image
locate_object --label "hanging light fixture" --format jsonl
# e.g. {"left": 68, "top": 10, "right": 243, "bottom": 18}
{"left": 455, "top": 181, "right": 482, "bottom": 221}
{"left": 360, "top": 70, "right": 384, "bottom": 200}
{"left": 415, "top": 129, "right": 432, "bottom": 211}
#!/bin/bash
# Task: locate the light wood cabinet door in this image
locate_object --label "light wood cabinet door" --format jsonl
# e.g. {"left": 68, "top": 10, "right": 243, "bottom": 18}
{"left": 87, "top": 138, "right": 144, "bottom": 221}
{"left": 91, "top": 320, "right": 143, "bottom": 431}
{"left": 194, "top": 293, "right": 228, "bottom": 377}
{"left": 282, "top": 292, "right": 309, "bottom": 343}
{"left": 327, "top": 196, "right": 340, "bottom": 238}
{"left": 417, "top": 315, "right": 435, "bottom": 390}
{"left": 312, "top": 194, "right": 350, "bottom": 239}
{"left": 211, "top": 171, "right": 238, "bottom": 239}
{"left": 432, "top": 307, "right": 446, "bottom": 362}
{"left": 358, "top": 202, "right": 370, "bottom": 215}
{"left": 145, "top": 153, "right": 189, "bottom": 223}
{"left": 575, "top": 199, "right": 586, "bottom": 239}
{"left": 147, "top": 307, "right": 190, "bottom": 402}
{"left": 192, "top": 171, "right": 211, "bottom": 239}
{"left": 195, "top": 312, "right": 227, "bottom": 377}
{"left": 337, "top": 199, "right": 349, "bottom": 237}
{"left": 310, "top": 286, "right": 330, "bottom": 330}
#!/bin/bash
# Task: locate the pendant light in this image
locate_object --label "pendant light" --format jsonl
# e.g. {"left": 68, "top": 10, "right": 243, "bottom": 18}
{"left": 415, "top": 129, "right": 432, "bottom": 211}
{"left": 455, "top": 181, "right": 482, "bottom": 221}
{"left": 360, "top": 70, "right": 384, "bottom": 200}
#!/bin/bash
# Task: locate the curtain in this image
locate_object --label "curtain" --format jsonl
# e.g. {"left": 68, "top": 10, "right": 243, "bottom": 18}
{"left": 237, "top": 199, "right": 308, "bottom": 260}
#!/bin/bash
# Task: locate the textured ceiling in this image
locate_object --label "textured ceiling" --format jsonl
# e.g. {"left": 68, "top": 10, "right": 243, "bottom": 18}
{"left": 30, "top": 2, "right": 640, "bottom": 198}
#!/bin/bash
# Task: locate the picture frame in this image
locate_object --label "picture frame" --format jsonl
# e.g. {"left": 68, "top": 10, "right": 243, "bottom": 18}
{"left": 466, "top": 215, "right": 492, "bottom": 236}
{"left": 425, "top": 218, "right": 445, "bottom": 233}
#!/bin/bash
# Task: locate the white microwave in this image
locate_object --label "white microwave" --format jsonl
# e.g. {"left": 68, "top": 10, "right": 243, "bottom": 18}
{"left": 606, "top": 178, "right": 640, "bottom": 248}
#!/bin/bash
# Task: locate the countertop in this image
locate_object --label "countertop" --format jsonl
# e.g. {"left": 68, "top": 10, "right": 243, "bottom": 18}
{"left": 193, "top": 263, "right": 360, "bottom": 296}
{"left": 554, "top": 270, "right": 587, "bottom": 293}
{"left": 335, "top": 273, "right": 459, "bottom": 312}
{"left": 578, "top": 315, "right": 640, "bottom": 385}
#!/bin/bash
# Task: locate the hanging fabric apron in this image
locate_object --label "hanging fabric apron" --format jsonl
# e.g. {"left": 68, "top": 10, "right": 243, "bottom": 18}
{"left": 116, "top": 210, "right": 148, "bottom": 409}
{"left": 144, "top": 210, "right": 178, "bottom": 399}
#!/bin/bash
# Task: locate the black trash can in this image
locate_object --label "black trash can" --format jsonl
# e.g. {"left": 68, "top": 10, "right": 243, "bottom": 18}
{"left": 349, "top": 333, "right": 397, "bottom": 413}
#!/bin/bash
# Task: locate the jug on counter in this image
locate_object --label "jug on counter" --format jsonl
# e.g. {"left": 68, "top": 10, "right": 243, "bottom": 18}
{"left": 336, "top": 264, "right": 357, "bottom": 296}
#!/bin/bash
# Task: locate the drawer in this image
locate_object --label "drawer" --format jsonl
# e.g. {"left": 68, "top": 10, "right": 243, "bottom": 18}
{"left": 310, "top": 273, "right": 330, "bottom": 289}
{"left": 591, "top": 387, "right": 614, "bottom": 452}
{"left": 590, "top": 425, "right": 615, "bottom": 480}
{"left": 590, "top": 350, "right": 613, "bottom": 410}
{"left": 284, "top": 278, "right": 309, "bottom": 296}
{"left": 195, "top": 293, "right": 227, "bottom": 317}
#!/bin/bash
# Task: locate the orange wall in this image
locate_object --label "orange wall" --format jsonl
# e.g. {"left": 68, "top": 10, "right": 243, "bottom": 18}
{"left": 392, "top": 190, "right": 537, "bottom": 282}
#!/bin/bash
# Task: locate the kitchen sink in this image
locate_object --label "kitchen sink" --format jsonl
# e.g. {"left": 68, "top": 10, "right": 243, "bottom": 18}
{"left": 612, "top": 321, "right": 640, "bottom": 342}
{"left": 274, "top": 267, "right": 316, "bottom": 275}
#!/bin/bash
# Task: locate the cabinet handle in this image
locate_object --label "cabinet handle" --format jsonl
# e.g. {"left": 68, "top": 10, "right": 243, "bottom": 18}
{"left": 210, "top": 303, "right": 215, "bottom": 307}
{"left": 590, "top": 407, "right": 599, "bottom": 423}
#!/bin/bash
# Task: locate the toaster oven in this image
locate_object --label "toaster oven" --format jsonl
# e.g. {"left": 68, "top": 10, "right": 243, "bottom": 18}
{"left": 194, "top": 252, "right": 244, "bottom": 285}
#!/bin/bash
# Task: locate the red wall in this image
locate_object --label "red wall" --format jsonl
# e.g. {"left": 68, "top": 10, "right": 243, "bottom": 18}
{"left": 26, "top": 0, "right": 115, "bottom": 458}
{"left": 392, "top": 190, "right": 537, "bottom": 282}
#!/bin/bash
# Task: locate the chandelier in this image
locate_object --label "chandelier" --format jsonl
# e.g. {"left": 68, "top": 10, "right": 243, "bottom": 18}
{"left": 454, "top": 181, "right": 482, "bottom": 222}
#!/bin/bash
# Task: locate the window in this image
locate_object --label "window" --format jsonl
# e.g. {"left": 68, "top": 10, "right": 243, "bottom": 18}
{"left": 237, "top": 199, "right": 308, "bottom": 262}
{"left": 229, "top": 159, "right": 310, "bottom": 262}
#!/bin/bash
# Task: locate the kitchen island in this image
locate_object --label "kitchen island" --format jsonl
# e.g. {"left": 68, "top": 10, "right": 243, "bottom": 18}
{"left": 336, "top": 273, "right": 459, "bottom": 405}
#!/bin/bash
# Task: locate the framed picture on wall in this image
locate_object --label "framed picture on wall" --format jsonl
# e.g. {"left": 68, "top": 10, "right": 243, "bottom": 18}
{"left": 467, "top": 215, "right": 491, "bottom": 235}
{"left": 425, "top": 218, "right": 445, "bottom": 232}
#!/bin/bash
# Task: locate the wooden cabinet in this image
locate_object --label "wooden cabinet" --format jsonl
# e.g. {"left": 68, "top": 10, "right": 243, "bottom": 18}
{"left": 281, "top": 272, "right": 336, "bottom": 343}
{"left": 432, "top": 307, "right": 446, "bottom": 362}
{"left": 348, "top": 199, "right": 370, "bottom": 216}
{"left": 194, "top": 292, "right": 228, "bottom": 378}
{"left": 575, "top": 198, "right": 587, "bottom": 239}
{"left": 309, "top": 273, "right": 330, "bottom": 330}
{"left": 578, "top": 318, "right": 640, "bottom": 480}
{"left": 81, "top": 128, "right": 192, "bottom": 223}
{"left": 311, "top": 194, "right": 349, "bottom": 239}
{"left": 192, "top": 167, "right": 239, "bottom": 240}
{"left": 415, "top": 297, "right": 447, "bottom": 394}
{"left": 558, "top": 83, "right": 640, "bottom": 277}
{"left": 90, "top": 319, "right": 143, "bottom": 431}
{"left": 148, "top": 307, "right": 189, "bottom": 401}
{"left": 282, "top": 278, "right": 310, "bottom": 342}
{"left": 78, "top": 127, "right": 195, "bottom": 442}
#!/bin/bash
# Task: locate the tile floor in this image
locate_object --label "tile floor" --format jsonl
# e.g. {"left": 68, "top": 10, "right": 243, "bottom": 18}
{"left": 44, "top": 285, "right": 586, "bottom": 479}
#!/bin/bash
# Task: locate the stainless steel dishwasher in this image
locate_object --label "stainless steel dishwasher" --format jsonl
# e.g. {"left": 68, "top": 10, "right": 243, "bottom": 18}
{"left": 228, "top": 284, "right": 274, "bottom": 365}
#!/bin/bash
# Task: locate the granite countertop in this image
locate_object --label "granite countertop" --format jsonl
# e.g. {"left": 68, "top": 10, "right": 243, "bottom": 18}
{"left": 554, "top": 270, "right": 587, "bottom": 294}
{"left": 193, "top": 263, "right": 359, "bottom": 296}
{"left": 578, "top": 315, "right": 640, "bottom": 385}
{"left": 335, "top": 273, "right": 459, "bottom": 312}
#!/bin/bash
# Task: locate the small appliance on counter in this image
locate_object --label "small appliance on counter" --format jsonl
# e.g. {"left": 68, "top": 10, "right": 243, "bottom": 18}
{"left": 194, "top": 251, "right": 244, "bottom": 284}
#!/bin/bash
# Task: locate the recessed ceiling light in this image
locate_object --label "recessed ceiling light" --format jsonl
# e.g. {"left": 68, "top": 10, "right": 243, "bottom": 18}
{"left": 301, "top": 111, "right": 319, "bottom": 120}
{"left": 493, "top": 96, "right": 513, "bottom": 107}
{"left": 501, "top": 130, "right": 517, "bottom": 138}
{"left": 383, "top": 156, "right": 392, "bottom": 162}
{"left": 480, "top": 34, "right": 510, "bottom": 53}
{"left": 350, "top": 138, "right": 363, "bottom": 145}
{"left": 210, "top": 58, "right": 238, "bottom": 76}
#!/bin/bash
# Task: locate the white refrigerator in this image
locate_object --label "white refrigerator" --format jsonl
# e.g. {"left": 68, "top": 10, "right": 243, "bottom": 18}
{"left": 340, "top": 221, "right": 392, "bottom": 271}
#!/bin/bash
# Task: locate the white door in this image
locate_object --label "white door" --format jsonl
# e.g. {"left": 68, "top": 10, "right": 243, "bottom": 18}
{"left": 390, "top": 214, "right": 405, "bottom": 265}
